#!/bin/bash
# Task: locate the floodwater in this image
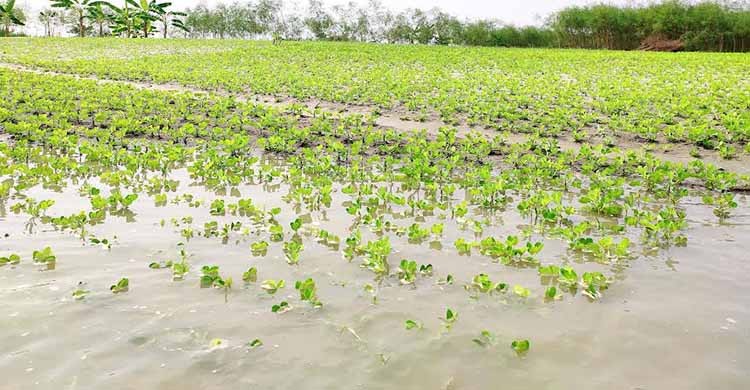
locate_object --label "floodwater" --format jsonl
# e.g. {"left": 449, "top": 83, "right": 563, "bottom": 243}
{"left": 0, "top": 165, "right": 748, "bottom": 390}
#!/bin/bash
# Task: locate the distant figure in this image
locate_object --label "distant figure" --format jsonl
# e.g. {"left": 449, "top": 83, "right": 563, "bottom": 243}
{"left": 272, "top": 33, "right": 283, "bottom": 46}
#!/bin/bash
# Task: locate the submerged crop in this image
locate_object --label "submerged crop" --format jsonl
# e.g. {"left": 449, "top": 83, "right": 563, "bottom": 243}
{"left": 1, "top": 39, "right": 749, "bottom": 389}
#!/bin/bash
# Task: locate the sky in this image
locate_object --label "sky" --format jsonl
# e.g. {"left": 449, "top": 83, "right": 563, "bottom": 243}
{"left": 17, "top": 0, "right": 635, "bottom": 32}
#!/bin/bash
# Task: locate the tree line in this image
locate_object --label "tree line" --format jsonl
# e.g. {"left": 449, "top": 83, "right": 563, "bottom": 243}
{"left": 551, "top": 1, "right": 750, "bottom": 51}
{"left": 181, "top": 0, "right": 750, "bottom": 52}
{"left": 3, "top": 0, "right": 188, "bottom": 38}
{"left": 181, "top": 0, "right": 556, "bottom": 47}
{"left": 2, "top": 0, "right": 749, "bottom": 52}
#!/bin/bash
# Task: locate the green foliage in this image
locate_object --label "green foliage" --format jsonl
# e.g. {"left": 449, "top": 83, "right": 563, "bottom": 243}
{"left": 242, "top": 267, "right": 258, "bottom": 283}
{"left": 200, "top": 265, "right": 220, "bottom": 288}
{"left": 702, "top": 193, "right": 738, "bottom": 221}
{"left": 32, "top": 247, "right": 56, "bottom": 266}
{"left": 405, "top": 319, "right": 422, "bottom": 330}
{"left": 295, "top": 278, "right": 322, "bottom": 307}
{"left": 271, "top": 301, "right": 290, "bottom": 313}
{"left": 72, "top": 288, "right": 90, "bottom": 300}
{"left": 0, "top": 36, "right": 748, "bottom": 377}
{"left": 473, "top": 330, "right": 496, "bottom": 348}
{"left": 0, "top": 253, "right": 20, "bottom": 266}
{"left": 261, "top": 279, "right": 285, "bottom": 294}
{"left": 251, "top": 241, "right": 269, "bottom": 256}
{"left": 290, "top": 217, "right": 302, "bottom": 232}
{"left": 441, "top": 308, "right": 458, "bottom": 330}
{"left": 177, "top": 1, "right": 750, "bottom": 52}
{"left": 283, "top": 240, "right": 303, "bottom": 265}
{"left": 551, "top": 2, "right": 750, "bottom": 52}
{"left": 513, "top": 285, "right": 531, "bottom": 298}
{"left": 466, "top": 273, "right": 507, "bottom": 295}
{"left": 476, "top": 236, "right": 544, "bottom": 265}
{"left": 397, "top": 259, "right": 418, "bottom": 284}
{"left": 110, "top": 277, "right": 129, "bottom": 293}
{"left": 511, "top": 339, "right": 530, "bottom": 354}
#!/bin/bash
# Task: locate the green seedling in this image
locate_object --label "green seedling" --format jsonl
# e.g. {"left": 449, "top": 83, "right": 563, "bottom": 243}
{"left": 261, "top": 279, "right": 285, "bottom": 294}
{"left": 243, "top": 267, "right": 258, "bottom": 282}
{"left": 0, "top": 254, "right": 20, "bottom": 266}
{"left": 110, "top": 278, "right": 129, "bottom": 293}
{"left": 295, "top": 278, "right": 322, "bottom": 307}
{"left": 405, "top": 319, "right": 423, "bottom": 330}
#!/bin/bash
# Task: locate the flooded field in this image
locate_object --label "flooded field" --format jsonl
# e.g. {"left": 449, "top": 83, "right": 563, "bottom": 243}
{"left": 1, "top": 167, "right": 749, "bottom": 389}
{"left": 1, "top": 40, "right": 749, "bottom": 389}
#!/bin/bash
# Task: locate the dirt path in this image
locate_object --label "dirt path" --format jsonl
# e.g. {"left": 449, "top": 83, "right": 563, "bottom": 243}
{"left": 3, "top": 62, "right": 749, "bottom": 175}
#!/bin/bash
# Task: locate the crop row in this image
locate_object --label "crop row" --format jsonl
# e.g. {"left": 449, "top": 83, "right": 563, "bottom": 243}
{"left": 0, "top": 66, "right": 744, "bottom": 313}
{"left": 2, "top": 39, "right": 749, "bottom": 149}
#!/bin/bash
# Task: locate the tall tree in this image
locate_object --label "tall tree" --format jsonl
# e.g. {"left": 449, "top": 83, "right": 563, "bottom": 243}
{"left": 107, "top": 1, "right": 136, "bottom": 38}
{"left": 153, "top": 2, "right": 188, "bottom": 38}
{"left": 38, "top": 9, "right": 57, "bottom": 37}
{"left": 127, "top": 0, "right": 161, "bottom": 38}
{"left": 305, "top": 0, "right": 333, "bottom": 39}
{"left": 0, "top": 0, "right": 25, "bottom": 36}
{"left": 87, "top": 3, "right": 111, "bottom": 36}
{"left": 50, "top": 0, "right": 113, "bottom": 37}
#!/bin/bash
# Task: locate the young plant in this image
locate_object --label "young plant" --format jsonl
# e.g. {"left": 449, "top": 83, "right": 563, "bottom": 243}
{"left": 581, "top": 272, "right": 609, "bottom": 300}
{"left": 32, "top": 247, "right": 56, "bottom": 270}
{"left": 283, "top": 240, "right": 303, "bottom": 265}
{"left": 290, "top": 217, "right": 302, "bottom": 232}
{"left": 251, "top": 240, "right": 269, "bottom": 256}
{"left": 512, "top": 285, "right": 531, "bottom": 298}
{"left": 72, "top": 288, "right": 90, "bottom": 300}
{"left": 200, "top": 265, "right": 222, "bottom": 288}
{"left": 0, "top": 253, "right": 20, "bottom": 266}
{"left": 295, "top": 278, "right": 322, "bottom": 307}
{"left": 441, "top": 308, "right": 458, "bottom": 330}
{"left": 472, "top": 330, "right": 496, "bottom": 348}
{"left": 466, "top": 273, "right": 507, "bottom": 295}
{"left": 437, "top": 274, "right": 454, "bottom": 285}
{"left": 110, "top": 278, "right": 130, "bottom": 293}
{"left": 396, "top": 259, "right": 418, "bottom": 284}
{"left": 271, "top": 301, "right": 291, "bottom": 313}
{"left": 261, "top": 279, "right": 285, "bottom": 294}
{"left": 405, "top": 319, "right": 423, "bottom": 330}
{"left": 511, "top": 339, "right": 530, "bottom": 354}
{"left": 172, "top": 244, "right": 190, "bottom": 281}
{"left": 242, "top": 267, "right": 258, "bottom": 282}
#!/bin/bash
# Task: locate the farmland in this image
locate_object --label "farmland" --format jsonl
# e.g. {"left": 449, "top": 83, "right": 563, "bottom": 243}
{"left": 1, "top": 38, "right": 749, "bottom": 389}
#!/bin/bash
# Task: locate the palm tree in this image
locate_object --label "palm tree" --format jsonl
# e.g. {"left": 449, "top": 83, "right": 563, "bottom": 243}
{"left": 0, "top": 0, "right": 25, "bottom": 37}
{"left": 38, "top": 9, "right": 58, "bottom": 37}
{"left": 50, "top": 0, "right": 113, "bottom": 37}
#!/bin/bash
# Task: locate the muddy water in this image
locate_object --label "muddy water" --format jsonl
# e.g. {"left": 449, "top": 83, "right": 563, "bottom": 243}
{"left": 0, "top": 167, "right": 748, "bottom": 390}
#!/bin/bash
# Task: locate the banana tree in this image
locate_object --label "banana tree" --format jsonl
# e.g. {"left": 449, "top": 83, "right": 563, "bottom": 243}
{"left": 0, "top": 0, "right": 25, "bottom": 37}
{"left": 153, "top": 2, "right": 189, "bottom": 38}
{"left": 127, "top": 0, "right": 160, "bottom": 38}
{"left": 50, "top": 0, "right": 114, "bottom": 37}
{"left": 87, "top": 3, "right": 112, "bottom": 36}
{"left": 103, "top": 1, "right": 134, "bottom": 38}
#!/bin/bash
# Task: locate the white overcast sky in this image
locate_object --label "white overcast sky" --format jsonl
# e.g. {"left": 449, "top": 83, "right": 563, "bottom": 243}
{"left": 19, "top": 0, "right": 637, "bottom": 26}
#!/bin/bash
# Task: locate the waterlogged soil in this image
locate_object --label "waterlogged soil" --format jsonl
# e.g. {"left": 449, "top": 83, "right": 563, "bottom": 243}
{"left": 2, "top": 61, "right": 749, "bottom": 175}
{"left": 1, "top": 164, "right": 749, "bottom": 390}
